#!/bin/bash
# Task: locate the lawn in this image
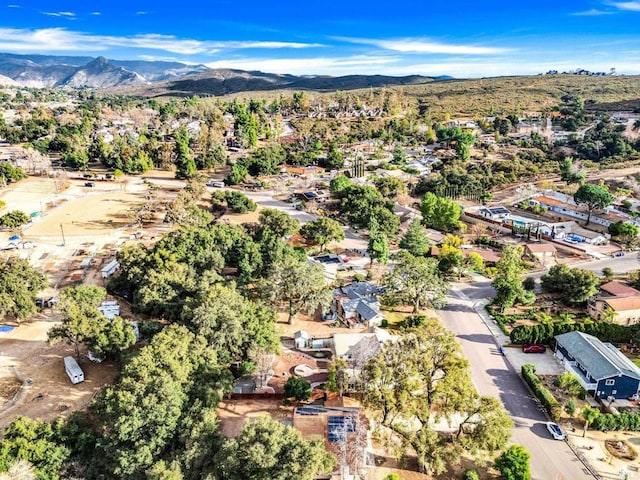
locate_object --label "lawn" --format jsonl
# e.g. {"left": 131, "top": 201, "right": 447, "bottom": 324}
{"left": 632, "top": 358, "right": 640, "bottom": 368}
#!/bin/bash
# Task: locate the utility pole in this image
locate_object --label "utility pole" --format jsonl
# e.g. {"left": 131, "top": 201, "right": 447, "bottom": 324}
{"left": 60, "top": 223, "right": 66, "bottom": 246}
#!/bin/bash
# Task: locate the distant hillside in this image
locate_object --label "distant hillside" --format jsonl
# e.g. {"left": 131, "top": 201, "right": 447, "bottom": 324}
{"left": 397, "top": 75, "right": 640, "bottom": 115}
{"left": 0, "top": 52, "right": 208, "bottom": 88}
{"left": 116, "top": 69, "right": 439, "bottom": 97}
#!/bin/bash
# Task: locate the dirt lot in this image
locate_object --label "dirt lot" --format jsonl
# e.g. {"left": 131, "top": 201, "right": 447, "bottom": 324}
{"left": 277, "top": 313, "right": 363, "bottom": 338}
{"left": 0, "top": 313, "right": 118, "bottom": 429}
{"left": 27, "top": 191, "right": 143, "bottom": 237}
{"left": 216, "top": 398, "right": 292, "bottom": 438}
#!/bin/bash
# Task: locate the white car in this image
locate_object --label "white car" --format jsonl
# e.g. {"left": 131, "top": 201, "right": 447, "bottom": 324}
{"left": 546, "top": 422, "right": 566, "bottom": 440}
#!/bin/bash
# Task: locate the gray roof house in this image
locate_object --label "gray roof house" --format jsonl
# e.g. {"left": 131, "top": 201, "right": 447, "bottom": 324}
{"left": 332, "top": 282, "right": 385, "bottom": 328}
{"left": 554, "top": 331, "right": 640, "bottom": 400}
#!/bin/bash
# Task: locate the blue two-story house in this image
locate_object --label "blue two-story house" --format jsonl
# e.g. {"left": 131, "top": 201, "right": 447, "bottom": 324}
{"left": 554, "top": 331, "right": 640, "bottom": 401}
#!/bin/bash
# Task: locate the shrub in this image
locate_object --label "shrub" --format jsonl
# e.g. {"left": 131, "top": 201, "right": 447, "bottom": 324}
{"left": 284, "top": 376, "right": 311, "bottom": 402}
{"left": 0, "top": 210, "right": 29, "bottom": 228}
{"left": 510, "top": 321, "right": 638, "bottom": 346}
{"left": 404, "top": 314, "right": 427, "bottom": 329}
{"left": 522, "top": 364, "right": 562, "bottom": 421}
{"left": 592, "top": 412, "right": 640, "bottom": 431}
{"left": 522, "top": 277, "right": 536, "bottom": 291}
{"left": 463, "top": 470, "right": 480, "bottom": 480}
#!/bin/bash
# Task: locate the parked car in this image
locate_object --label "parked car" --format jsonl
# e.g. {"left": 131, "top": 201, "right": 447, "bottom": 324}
{"left": 522, "top": 344, "right": 546, "bottom": 353}
{"left": 546, "top": 422, "right": 566, "bottom": 440}
{"left": 84, "top": 182, "right": 96, "bottom": 187}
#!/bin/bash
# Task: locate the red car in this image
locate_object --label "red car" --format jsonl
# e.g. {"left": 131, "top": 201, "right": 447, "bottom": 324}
{"left": 522, "top": 344, "right": 546, "bottom": 353}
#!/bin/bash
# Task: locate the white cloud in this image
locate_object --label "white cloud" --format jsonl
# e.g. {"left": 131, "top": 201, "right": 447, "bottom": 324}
{"left": 610, "top": 1, "right": 640, "bottom": 11}
{"left": 41, "top": 11, "right": 75, "bottom": 17}
{"left": 338, "top": 37, "right": 509, "bottom": 55}
{"left": 91, "top": 11, "right": 101, "bottom": 16}
{"left": 0, "top": 28, "right": 323, "bottom": 55}
{"left": 205, "top": 55, "right": 400, "bottom": 75}
{"left": 572, "top": 8, "right": 614, "bottom": 15}
{"left": 136, "top": 11, "right": 147, "bottom": 15}
{"left": 7, "top": 4, "right": 20, "bottom": 8}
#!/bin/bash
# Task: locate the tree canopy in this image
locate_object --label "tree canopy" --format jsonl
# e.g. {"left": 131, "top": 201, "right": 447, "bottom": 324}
{"left": 420, "top": 193, "right": 461, "bottom": 232}
{"left": 0, "top": 259, "right": 46, "bottom": 322}
{"left": 361, "top": 321, "right": 512, "bottom": 474}
{"left": 382, "top": 251, "right": 448, "bottom": 313}
{"left": 541, "top": 264, "right": 599, "bottom": 304}
{"left": 299, "top": 217, "right": 345, "bottom": 251}
{"left": 214, "top": 417, "right": 335, "bottom": 480}
{"left": 492, "top": 246, "right": 535, "bottom": 311}
{"left": 573, "top": 184, "right": 614, "bottom": 225}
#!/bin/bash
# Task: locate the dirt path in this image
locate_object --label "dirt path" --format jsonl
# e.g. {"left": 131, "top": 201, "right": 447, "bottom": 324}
{"left": 0, "top": 314, "right": 118, "bottom": 428}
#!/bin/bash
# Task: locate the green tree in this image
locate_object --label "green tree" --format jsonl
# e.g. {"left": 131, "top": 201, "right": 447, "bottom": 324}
{"left": 284, "top": 376, "right": 312, "bottom": 401}
{"left": 581, "top": 406, "right": 600, "bottom": 437}
{"left": 541, "top": 264, "right": 599, "bottom": 304}
{"left": 383, "top": 251, "right": 448, "bottom": 313}
{"left": 0, "top": 163, "right": 26, "bottom": 182}
{"left": 174, "top": 127, "right": 196, "bottom": 179}
{"left": 392, "top": 144, "right": 407, "bottom": 165}
{"left": 367, "top": 218, "right": 389, "bottom": 265}
{"left": 438, "top": 244, "right": 465, "bottom": 278}
{"left": 261, "top": 253, "right": 332, "bottom": 324}
{"left": 218, "top": 191, "right": 257, "bottom": 213}
{"left": 214, "top": 416, "right": 336, "bottom": 480}
{"left": 0, "top": 417, "right": 69, "bottom": 480}
{"left": 0, "top": 210, "right": 30, "bottom": 228}
{"left": 89, "top": 316, "right": 136, "bottom": 359}
{"left": 325, "top": 142, "right": 344, "bottom": 170}
{"left": 326, "top": 358, "right": 348, "bottom": 396}
{"left": 93, "top": 325, "right": 230, "bottom": 478}
{"left": 494, "top": 445, "right": 531, "bottom": 480}
{"left": 62, "top": 150, "right": 89, "bottom": 170}
{"left": 361, "top": 322, "right": 511, "bottom": 474}
{"left": 181, "top": 282, "right": 279, "bottom": 363}
{"left": 420, "top": 192, "right": 461, "bottom": 232}
{"left": 48, "top": 285, "right": 107, "bottom": 358}
{"left": 0, "top": 259, "right": 46, "bottom": 322}
{"left": 573, "top": 184, "right": 614, "bottom": 226}
{"left": 601, "top": 267, "right": 615, "bottom": 280}
{"left": 559, "top": 157, "right": 585, "bottom": 185}
{"left": 329, "top": 174, "right": 351, "bottom": 197}
{"left": 399, "top": 219, "right": 430, "bottom": 256}
{"left": 492, "top": 246, "right": 535, "bottom": 311}
{"left": 374, "top": 177, "right": 407, "bottom": 199}
{"left": 299, "top": 217, "right": 345, "bottom": 251}
{"left": 258, "top": 208, "right": 299, "bottom": 238}
{"left": 225, "top": 163, "right": 248, "bottom": 185}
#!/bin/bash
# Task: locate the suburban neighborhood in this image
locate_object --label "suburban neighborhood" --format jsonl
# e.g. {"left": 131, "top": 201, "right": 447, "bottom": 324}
{"left": 1, "top": 61, "right": 640, "bottom": 480}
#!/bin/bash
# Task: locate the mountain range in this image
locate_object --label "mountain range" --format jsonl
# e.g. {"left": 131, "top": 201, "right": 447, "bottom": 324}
{"left": 0, "top": 52, "right": 443, "bottom": 95}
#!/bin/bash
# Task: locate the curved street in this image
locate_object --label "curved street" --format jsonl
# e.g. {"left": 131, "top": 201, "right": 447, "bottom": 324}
{"left": 438, "top": 279, "right": 595, "bottom": 480}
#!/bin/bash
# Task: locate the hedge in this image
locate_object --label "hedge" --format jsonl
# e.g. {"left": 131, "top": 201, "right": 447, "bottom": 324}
{"left": 592, "top": 412, "right": 640, "bottom": 432}
{"left": 521, "top": 364, "right": 562, "bottom": 421}
{"left": 510, "top": 321, "right": 639, "bottom": 346}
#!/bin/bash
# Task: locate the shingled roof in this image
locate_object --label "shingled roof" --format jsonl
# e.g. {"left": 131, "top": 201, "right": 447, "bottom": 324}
{"left": 555, "top": 331, "right": 640, "bottom": 381}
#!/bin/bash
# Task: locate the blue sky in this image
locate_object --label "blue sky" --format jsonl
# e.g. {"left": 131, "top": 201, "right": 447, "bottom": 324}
{"left": 1, "top": 1, "right": 640, "bottom": 77}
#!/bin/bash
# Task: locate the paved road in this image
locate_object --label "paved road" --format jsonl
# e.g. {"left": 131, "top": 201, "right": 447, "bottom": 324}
{"left": 438, "top": 280, "right": 595, "bottom": 480}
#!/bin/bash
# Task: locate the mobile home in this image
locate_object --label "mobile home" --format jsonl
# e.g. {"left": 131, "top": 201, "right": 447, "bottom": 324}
{"left": 101, "top": 260, "right": 120, "bottom": 279}
{"left": 64, "top": 356, "right": 85, "bottom": 384}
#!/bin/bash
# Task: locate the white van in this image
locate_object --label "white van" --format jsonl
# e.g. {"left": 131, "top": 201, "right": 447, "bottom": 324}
{"left": 64, "top": 356, "right": 85, "bottom": 384}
